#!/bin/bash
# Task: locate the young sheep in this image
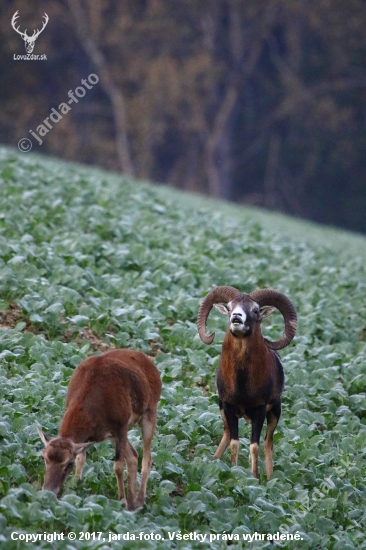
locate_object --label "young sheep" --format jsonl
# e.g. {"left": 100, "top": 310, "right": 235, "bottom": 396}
{"left": 197, "top": 286, "right": 297, "bottom": 479}
{"left": 37, "top": 349, "right": 161, "bottom": 510}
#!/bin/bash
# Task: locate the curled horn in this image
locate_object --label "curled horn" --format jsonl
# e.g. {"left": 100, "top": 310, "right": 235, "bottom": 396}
{"left": 249, "top": 289, "right": 297, "bottom": 350}
{"left": 197, "top": 286, "right": 243, "bottom": 344}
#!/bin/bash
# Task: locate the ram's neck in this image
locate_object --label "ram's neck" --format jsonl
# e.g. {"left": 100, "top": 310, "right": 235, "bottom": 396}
{"left": 222, "top": 325, "right": 266, "bottom": 365}
{"left": 219, "top": 327, "right": 273, "bottom": 402}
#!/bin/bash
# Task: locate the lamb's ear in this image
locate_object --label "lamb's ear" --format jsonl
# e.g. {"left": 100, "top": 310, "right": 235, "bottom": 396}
{"left": 259, "top": 306, "right": 276, "bottom": 320}
{"left": 37, "top": 427, "right": 53, "bottom": 447}
{"left": 213, "top": 303, "right": 230, "bottom": 316}
{"left": 73, "top": 442, "right": 94, "bottom": 455}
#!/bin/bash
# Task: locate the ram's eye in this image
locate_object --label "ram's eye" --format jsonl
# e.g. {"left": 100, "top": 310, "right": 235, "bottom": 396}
{"left": 253, "top": 307, "right": 259, "bottom": 314}
{"left": 65, "top": 462, "right": 73, "bottom": 470}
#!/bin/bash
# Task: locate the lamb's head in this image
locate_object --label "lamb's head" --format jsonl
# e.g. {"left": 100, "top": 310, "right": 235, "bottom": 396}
{"left": 197, "top": 286, "right": 297, "bottom": 350}
{"left": 38, "top": 428, "right": 91, "bottom": 496}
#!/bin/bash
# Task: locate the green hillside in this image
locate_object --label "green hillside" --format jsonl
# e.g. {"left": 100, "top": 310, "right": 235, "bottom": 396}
{"left": 0, "top": 147, "right": 365, "bottom": 549}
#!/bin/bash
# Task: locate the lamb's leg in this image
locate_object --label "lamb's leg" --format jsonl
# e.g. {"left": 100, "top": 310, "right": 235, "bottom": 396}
{"left": 125, "top": 439, "right": 138, "bottom": 510}
{"left": 136, "top": 409, "right": 157, "bottom": 508}
{"left": 114, "top": 431, "right": 128, "bottom": 502}
{"left": 75, "top": 450, "right": 86, "bottom": 478}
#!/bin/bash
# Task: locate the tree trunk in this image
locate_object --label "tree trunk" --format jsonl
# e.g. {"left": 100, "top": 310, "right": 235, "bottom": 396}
{"left": 204, "top": 85, "right": 238, "bottom": 198}
{"left": 67, "top": 0, "right": 134, "bottom": 176}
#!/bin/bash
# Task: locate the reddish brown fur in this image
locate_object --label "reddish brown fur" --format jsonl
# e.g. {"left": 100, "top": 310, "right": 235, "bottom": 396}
{"left": 215, "top": 312, "right": 284, "bottom": 479}
{"left": 221, "top": 326, "right": 271, "bottom": 401}
{"left": 198, "top": 287, "right": 296, "bottom": 479}
{"left": 218, "top": 322, "right": 282, "bottom": 409}
{"left": 39, "top": 349, "right": 161, "bottom": 510}
{"left": 60, "top": 350, "right": 161, "bottom": 442}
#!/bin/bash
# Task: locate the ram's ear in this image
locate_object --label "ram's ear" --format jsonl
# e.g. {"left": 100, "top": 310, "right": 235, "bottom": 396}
{"left": 259, "top": 306, "right": 276, "bottom": 320}
{"left": 37, "top": 427, "right": 53, "bottom": 447}
{"left": 213, "top": 303, "right": 230, "bottom": 316}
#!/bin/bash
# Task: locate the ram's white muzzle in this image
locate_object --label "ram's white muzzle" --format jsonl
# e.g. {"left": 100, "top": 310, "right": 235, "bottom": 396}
{"left": 230, "top": 305, "right": 248, "bottom": 334}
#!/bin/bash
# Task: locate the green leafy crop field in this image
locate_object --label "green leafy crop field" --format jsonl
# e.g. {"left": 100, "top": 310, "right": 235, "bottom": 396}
{"left": 0, "top": 147, "right": 366, "bottom": 549}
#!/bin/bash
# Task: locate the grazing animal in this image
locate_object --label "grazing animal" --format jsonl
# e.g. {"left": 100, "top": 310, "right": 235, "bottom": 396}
{"left": 197, "top": 286, "right": 297, "bottom": 479}
{"left": 38, "top": 349, "right": 161, "bottom": 510}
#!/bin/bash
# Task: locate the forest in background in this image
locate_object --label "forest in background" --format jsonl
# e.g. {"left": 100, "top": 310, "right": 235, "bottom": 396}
{"left": 1, "top": 0, "right": 366, "bottom": 233}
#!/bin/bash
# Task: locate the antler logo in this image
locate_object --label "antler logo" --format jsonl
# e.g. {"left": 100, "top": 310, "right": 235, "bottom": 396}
{"left": 11, "top": 11, "right": 49, "bottom": 54}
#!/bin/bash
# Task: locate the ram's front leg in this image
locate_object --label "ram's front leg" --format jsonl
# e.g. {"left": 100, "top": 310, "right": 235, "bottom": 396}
{"left": 215, "top": 400, "right": 230, "bottom": 459}
{"left": 220, "top": 401, "right": 239, "bottom": 465}
{"left": 248, "top": 405, "right": 266, "bottom": 478}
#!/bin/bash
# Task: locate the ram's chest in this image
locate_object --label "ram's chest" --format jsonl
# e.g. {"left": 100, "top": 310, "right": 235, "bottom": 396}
{"left": 217, "top": 356, "right": 273, "bottom": 408}
{"left": 235, "top": 367, "right": 273, "bottom": 406}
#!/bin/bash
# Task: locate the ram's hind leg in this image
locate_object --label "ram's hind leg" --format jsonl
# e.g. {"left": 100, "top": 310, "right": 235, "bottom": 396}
{"left": 264, "top": 402, "right": 281, "bottom": 480}
{"left": 136, "top": 409, "right": 157, "bottom": 508}
{"left": 215, "top": 401, "right": 230, "bottom": 459}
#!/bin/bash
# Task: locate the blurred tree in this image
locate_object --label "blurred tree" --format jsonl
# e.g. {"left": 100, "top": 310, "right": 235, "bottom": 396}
{"left": 1, "top": 0, "right": 366, "bottom": 232}
{"left": 67, "top": 0, "right": 134, "bottom": 175}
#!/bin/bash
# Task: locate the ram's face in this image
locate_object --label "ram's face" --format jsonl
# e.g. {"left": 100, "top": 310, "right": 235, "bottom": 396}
{"left": 213, "top": 297, "right": 259, "bottom": 338}
{"left": 228, "top": 300, "right": 259, "bottom": 337}
{"left": 213, "top": 298, "right": 276, "bottom": 338}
